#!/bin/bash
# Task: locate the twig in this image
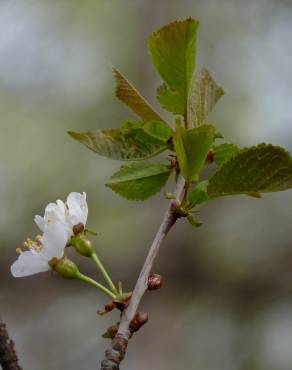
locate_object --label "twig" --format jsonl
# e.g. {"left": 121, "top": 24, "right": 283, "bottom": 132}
{"left": 100, "top": 176, "right": 185, "bottom": 369}
{"left": 0, "top": 321, "right": 23, "bottom": 370}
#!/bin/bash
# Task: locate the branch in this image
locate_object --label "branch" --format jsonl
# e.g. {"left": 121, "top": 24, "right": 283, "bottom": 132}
{"left": 0, "top": 321, "right": 23, "bottom": 370}
{"left": 100, "top": 176, "right": 186, "bottom": 369}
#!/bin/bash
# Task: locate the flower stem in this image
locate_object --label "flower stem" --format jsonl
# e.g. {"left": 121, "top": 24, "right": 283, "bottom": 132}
{"left": 91, "top": 253, "right": 118, "bottom": 296}
{"left": 77, "top": 273, "right": 117, "bottom": 300}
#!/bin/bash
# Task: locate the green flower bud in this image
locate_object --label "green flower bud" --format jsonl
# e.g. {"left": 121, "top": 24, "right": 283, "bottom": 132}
{"left": 49, "top": 257, "right": 80, "bottom": 279}
{"left": 70, "top": 235, "right": 94, "bottom": 257}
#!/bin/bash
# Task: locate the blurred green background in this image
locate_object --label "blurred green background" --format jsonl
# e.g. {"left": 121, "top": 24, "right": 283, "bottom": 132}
{"left": 1, "top": 0, "right": 292, "bottom": 369}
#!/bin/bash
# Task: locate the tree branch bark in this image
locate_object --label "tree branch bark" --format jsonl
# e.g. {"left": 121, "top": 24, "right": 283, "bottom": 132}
{"left": 100, "top": 176, "right": 186, "bottom": 369}
{"left": 0, "top": 321, "right": 23, "bottom": 370}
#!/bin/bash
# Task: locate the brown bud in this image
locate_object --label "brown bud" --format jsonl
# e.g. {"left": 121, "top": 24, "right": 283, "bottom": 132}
{"left": 166, "top": 137, "right": 173, "bottom": 146}
{"left": 97, "top": 302, "right": 116, "bottom": 315}
{"left": 129, "top": 312, "right": 148, "bottom": 333}
{"left": 113, "top": 292, "right": 132, "bottom": 312}
{"left": 105, "top": 302, "right": 115, "bottom": 312}
{"left": 73, "top": 223, "right": 85, "bottom": 235}
{"left": 205, "top": 148, "right": 214, "bottom": 164}
{"left": 148, "top": 274, "right": 163, "bottom": 290}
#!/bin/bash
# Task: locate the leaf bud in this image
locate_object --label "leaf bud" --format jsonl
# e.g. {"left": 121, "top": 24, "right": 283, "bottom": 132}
{"left": 113, "top": 292, "right": 132, "bottom": 311}
{"left": 70, "top": 235, "right": 94, "bottom": 257}
{"left": 102, "top": 325, "right": 118, "bottom": 339}
{"left": 97, "top": 302, "right": 115, "bottom": 315}
{"left": 105, "top": 302, "right": 115, "bottom": 312}
{"left": 49, "top": 257, "right": 80, "bottom": 279}
{"left": 205, "top": 148, "right": 214, "bottom": 164}
{"left": 129, "top": 312, "right": 148, "bottom": 333}
{"left": 148, "top": 273, "right": 163, "bottom": 290}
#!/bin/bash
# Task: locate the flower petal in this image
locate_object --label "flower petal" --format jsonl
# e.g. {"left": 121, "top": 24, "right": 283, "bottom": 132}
{"left": 41, "top": 221, "right": 68, "bottom": 260}
{"left": 44, "top": 200, "right": 67, "bottom": 225}
{"left": 67, "top": 192, "right": 88, "bottom": 227}
{"left": 11, "top": 250, "right": 49, "bottom": 277}
{"left": 34, "top": 215, "right": 45, "bottom": 232}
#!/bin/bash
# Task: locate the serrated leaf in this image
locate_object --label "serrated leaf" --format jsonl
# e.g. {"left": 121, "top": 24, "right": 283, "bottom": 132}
{"left": 148, "top": 18, "right": 199, "bottom": 115}
{"left": 106, "top": 162, "right": 172, "bottom": 200}
{"left": 113, "top": 68, "right": 164, "bottom": 122}
{"left": 188, "top": 180, "right": 209, "bottom": 207}
{"left": 173, "top": 124, "right": 216, "bottom": 181}
{"left": 208, "top": 144, "right": 292, "bottom": 198}
{"left": 188, "top": 69, "right": 224, "bottom": 127}
{"left": 156, "top": 83, "right": 185, "bottom": 115}
{"left": 68, "top": 128, "right": 168, "bottom": 161}
{"left": 213, "top": 143, "right": 240, "bottom": 166}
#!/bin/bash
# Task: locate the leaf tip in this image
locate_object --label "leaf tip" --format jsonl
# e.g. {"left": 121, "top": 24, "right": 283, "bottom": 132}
{"left": 67, "top": 131, "right": 80, "bottom": 140}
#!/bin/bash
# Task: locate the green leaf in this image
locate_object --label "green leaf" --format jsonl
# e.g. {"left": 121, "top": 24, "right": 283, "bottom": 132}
{"left": 148, "top": 18, "right": 199, "bottom": 115}
{"left": 187, "top": 214, "right": 202, "bottom": 227}
{"left": 173, "top": 124, "right": 216, "bottom": 181}
{"left": 106, "top": 162, "right": 172, "bottom": 200}
{"left": 143, "top": 121, "right": 173, "bottom": 142}
{"left": 188, "top": 69, "right": 224, "bottom": 127}
{"left": 121, "top": 120, "right": 172, "bottom": 143}
{"left": 156, "top": 83, "right": 185, "bottom": 115}
{"left": 188, "top": 180, "right": 209, "bottom": 207}
{"left": 68, "top": 128, "right": 168, "bottom": 161}
{"left": 101, "top": 331, "right": 112, "bottom": 339}
{"left": 208, "top": 144, "right": 292, "bottom": 198}
{"left": 120, "top": 119, "right": 144, "bottom": 130}
{"left": 213, "top": 143, "right": 240, "bottom": 166}
{"left": 113, "top": 68, "right": 164, "bottom": 122}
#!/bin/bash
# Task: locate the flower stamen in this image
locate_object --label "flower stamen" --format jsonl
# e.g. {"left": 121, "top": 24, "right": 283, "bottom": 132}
{"left": 23, "top": 237, "right": 44, "bottom": 253}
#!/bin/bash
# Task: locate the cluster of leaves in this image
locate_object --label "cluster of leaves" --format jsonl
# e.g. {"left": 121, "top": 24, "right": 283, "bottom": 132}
{"left": 69, "top": 18, "right": 292, "bottom": 227}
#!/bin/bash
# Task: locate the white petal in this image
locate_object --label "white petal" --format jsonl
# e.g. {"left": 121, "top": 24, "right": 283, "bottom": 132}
{"left": 34, "top": 215, "right": 45, "bottom": 232}
{"left": 66, "top": 192, "right": 88, "bottom": 227}
{"left": 41, "top": 221, "right": 68, "bottom": 260}
{"left": 44, "top": 200, "right": 67, "bottom": 225}
{"left": 11, "top": 250, "right": 49, "bottom": 277}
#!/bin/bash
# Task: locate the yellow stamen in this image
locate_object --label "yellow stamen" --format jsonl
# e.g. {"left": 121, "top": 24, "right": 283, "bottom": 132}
{"left": 22, "top": 236, "right": 44, "bottom": 253}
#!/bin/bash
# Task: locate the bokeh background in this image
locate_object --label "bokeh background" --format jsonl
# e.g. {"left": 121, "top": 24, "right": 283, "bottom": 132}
{"left": 1, "top": 0, "right": 292, "bottom": 369}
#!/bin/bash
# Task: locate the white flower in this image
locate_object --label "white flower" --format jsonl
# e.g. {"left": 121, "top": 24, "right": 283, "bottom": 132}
{"left": 34, "top": 192, "right": 88, "bottom": 238}
{"left": 11, "top": 192, "right": 88, "bottom": 278}
{"left": 11, "top": 221, "right": 68, "bottom": 277}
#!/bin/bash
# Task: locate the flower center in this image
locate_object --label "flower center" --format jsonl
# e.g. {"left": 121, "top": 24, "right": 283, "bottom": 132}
{"left": 16, "top": 235, "right": 44, "bottom": 254}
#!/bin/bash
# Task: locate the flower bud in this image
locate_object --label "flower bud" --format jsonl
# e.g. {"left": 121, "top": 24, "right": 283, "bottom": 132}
{"left": 70, "top": 235, "right": 94, "bottom": 257}
{"left": 72, "top": 222, "right": 85, "bottom": 235}
{"left": 49, "top": 257, "right": 80, "bottom": 279}
{"left": 129, "top": 312, "right": 148, "bottom": 333}
{"left": 148, "top": 274, "right": 163, "bottom": 290}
